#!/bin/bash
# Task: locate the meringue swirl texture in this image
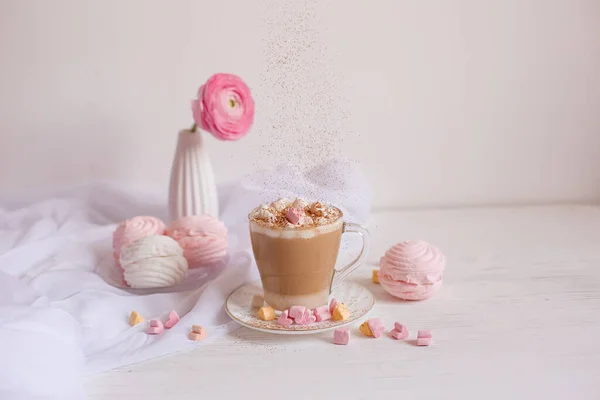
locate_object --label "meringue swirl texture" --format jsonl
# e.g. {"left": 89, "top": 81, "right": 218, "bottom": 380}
{"left": 112, "top": 216, "right": 166, "bottom": 262}
{"left": 166, "top": 215, "right": 228, "bottom": 268}
{"left": 119, "top": 236, "right": 188, "bottom": 288}
{"left": 379, "top": 240, "right": 446, "bottom": 300}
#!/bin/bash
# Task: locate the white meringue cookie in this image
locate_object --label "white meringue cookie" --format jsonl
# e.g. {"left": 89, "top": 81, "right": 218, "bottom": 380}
{"left": 120, "top": 236, "right": 188, "bottom": 288}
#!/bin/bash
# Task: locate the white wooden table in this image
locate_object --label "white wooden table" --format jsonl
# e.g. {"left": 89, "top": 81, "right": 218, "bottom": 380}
{"left": 85, "top": 206, "right": 600, "bottom": 399}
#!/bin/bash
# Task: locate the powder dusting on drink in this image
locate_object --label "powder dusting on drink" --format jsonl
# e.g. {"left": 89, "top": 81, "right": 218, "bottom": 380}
{"left": 249, "top": 198, "right": 341, "bottom": 228}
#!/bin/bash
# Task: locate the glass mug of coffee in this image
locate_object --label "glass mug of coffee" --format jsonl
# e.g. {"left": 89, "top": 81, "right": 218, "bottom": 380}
{"left": 248, "top": 198, "right": 371, "bottom": 310}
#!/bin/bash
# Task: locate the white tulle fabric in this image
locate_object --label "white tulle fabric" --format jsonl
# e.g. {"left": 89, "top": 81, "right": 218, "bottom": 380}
{"left": 0, "top": 159, "right": 371, "bottom": 400}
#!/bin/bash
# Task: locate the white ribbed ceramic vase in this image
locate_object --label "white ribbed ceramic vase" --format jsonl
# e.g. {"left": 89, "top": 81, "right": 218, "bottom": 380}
{"left": 168, "top": 129, "right": 219, "bottom": 220}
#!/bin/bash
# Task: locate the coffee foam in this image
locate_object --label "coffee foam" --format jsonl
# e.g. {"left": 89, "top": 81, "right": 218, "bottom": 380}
{"left": 249, "top": 218, "right": 343, "bottom": 239}
{"left": 249, "top": 198, "right": 342, "bottom": 229}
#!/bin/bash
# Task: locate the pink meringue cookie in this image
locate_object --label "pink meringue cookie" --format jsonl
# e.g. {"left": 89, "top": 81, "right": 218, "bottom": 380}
{"left": 379, "top": 240, "right": 446, "bottom": 300}
{"left": 113, "top": 216, "right": 166, "bottom": 262}
{"left": 166, "top": 215, "right": 228, "bottom": 268}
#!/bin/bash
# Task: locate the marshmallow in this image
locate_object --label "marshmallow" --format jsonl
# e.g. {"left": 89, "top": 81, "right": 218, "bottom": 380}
{"left": 251, "top": 295, "right": 265, "bottom": 308}
{"left": 270, "top": 198, "right": 292, "bottom": 212}
{"left": 391, "top": 323, "right": 409, "bottom": 340}
{"left": 128, "top": 311, "right": 144, "bottom": 326}
{"left": 189, "top": 325, "right": 207, "bottom": 341}
{"left": 257, "top": 306, "right": 277, "bottom": 321}
{"left": 291, "top": 198, "right": 309, "bottom": 209}
{"left": 329, "top": 298, "right": 338, "bottom": 314}
{"left": 333, "top": 327, "right": 350, "bottom": 345}
{"left": 417, "top": 330, "right": 432, "bottom": 346}
{"left": 372, "top": 269, "right": 380, "bottom": 284}
{"left": 359, "top": 321, "right": 373, "bottom": 337}
{"left": 285, "top": 207, "right": 304, "bottom": 225}
{"left": 251, "top": 207, "right": 276, "bottom": 223}
{"left": 277, "top": 310, "right": 294, "bottom": 326}
{"left": 295, "top": 308, "right": 315, "bottom": 325}
{"left": 313, "top": 305, "right": 332, "bottom": 322}
{"left": 164, "top": 311, "right": 180, "bottom": 329}
{"left": 120, "top": 236, "right": 188, "bottom": 288}
{"left": 289, "top": 306, "right": 307, "bottom": 321}
{"left": 147, "top": 319, "right": 164, "bottom": 335}
{"left": 332, "top": 303, "right": 350, "bottom": 321}
{"left": 367, "top": 318, "right": 385, "bottom": 338}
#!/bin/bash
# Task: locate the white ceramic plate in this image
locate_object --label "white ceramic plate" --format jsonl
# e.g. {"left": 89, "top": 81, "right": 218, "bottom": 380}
{"left": 225, "top": 280, "right": 374, "bottom": 335}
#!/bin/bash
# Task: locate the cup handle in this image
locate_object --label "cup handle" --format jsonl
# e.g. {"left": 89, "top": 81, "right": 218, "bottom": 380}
{"left": 331, "top": 222, "right": 371, "bottom": 290}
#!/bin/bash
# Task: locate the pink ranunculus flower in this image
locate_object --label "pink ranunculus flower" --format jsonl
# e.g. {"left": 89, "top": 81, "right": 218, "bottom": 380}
{"left": 191, "top": 73, "right": 255, "bottom": 141}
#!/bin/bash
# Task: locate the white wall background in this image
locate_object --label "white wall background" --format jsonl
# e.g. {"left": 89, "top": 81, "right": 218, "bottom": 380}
{"left": 1, "top": 0, "right": 599, "bottom": 209}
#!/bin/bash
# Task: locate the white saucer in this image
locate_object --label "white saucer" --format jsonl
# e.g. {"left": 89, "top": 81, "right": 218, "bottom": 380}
{"left": 225, "top": 280, "right": 374, "bottom": 335}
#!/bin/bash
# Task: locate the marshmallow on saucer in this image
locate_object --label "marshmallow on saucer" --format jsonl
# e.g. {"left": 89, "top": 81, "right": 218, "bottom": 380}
{"left": 120, "top": 235, "right": 188, "bottom": 288}
{"left": 379, "top": 240, "right": 445, "bottom": 300}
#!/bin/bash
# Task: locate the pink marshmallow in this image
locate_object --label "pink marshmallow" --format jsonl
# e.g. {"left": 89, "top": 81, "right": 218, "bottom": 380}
{"left": 277, "top": 310, "right": 294, "bottom": 326}
{"left": 164, "top": 311, "right": 180, "bottom": 329}
{"left": 394, "top": 322, "right": 407, "bottom": 332}
{"left": 295, "top": 308, "right": 314, "bottom": 325}
{"left": 390, "top": 329, "right": 408, "bottom": 340}
{"left": 285, "top": 207, "right": 304, "bottom": 224}
{"left": 328, "top": 298, "right": 338, "bottom": 314}
{"left": 333, "top": 327, "right": 350, "bottom": 345}
{"left": 313, "top": 305, "right": 332, "bottom": 322}
{"left": 147, "top": 320, "right": 164, "bottom": 335}
{"left": 367, "top": 318, "right": 385, "bottom": 338}
{"left": 417, "top": 330, "right": 432, "bottom": 346}
{"left": 289, "top": 306, "right": 307, "bottom": 321}
{"left": 149, "top": 319, "right": 164, "bottom": 328}
{"left": 391, "top": 323, "right": 409, "bottom": 340}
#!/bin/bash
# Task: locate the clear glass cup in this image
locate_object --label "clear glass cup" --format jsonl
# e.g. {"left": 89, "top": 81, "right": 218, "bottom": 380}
{"left": 249, "top": 208, "right": 371, "bottom": 310}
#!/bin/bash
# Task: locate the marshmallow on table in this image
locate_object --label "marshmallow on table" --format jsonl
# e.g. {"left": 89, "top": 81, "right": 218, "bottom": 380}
{"left": 367, "top": 318, "right": 385, "bottom": 338}
{"left": 332, "top": 303, "right": 350, "bottom": 321}
{"left": 313, "top": 305, "right": 332, "bottom": 322}
{"left": 359, "top": 318, "right": 384, "bottom": 338}
{"left": 189, "top": 325, "right": 207, "bottom": 341}
{"left": 147, "top": 319, "right": 164, "bottom": 335}
{"left": 372, "top": 269, "right": 380, "bottom": 284}
{"left": 277, "top": 310, "right": 294, "bottom": 326}
{"left": 251, "top": 295, "right": 265, "bottom": 308}
{"left": 417, "top": 330, "right": 432, "bottom": 346}
{"left": 329, "top": 298, "right": 338, "bottom": 314}
{"left": 359, "top": 321, "right": 372, "bottom": 337}
{"left": 333, "top": 327, "right": 350, "bottom": 345}
{"left": 128, "top": 311, "right": 144, "bottom": 326}
{"left": 257, "top": 306, "right": 277, "bottom": 321}
{"left": 164, "top": 311, "right": 180, "bottom": 329}
{"left": 390, "top": 322, "right": 409, "bottom": 340}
